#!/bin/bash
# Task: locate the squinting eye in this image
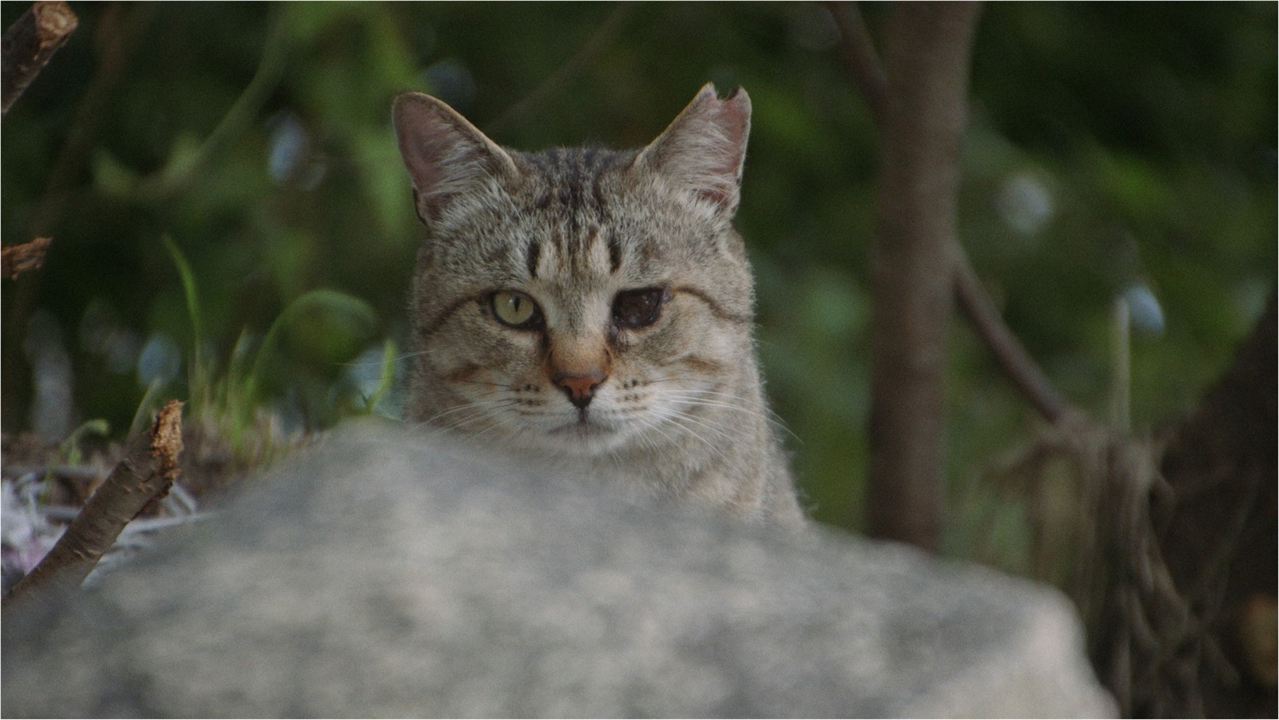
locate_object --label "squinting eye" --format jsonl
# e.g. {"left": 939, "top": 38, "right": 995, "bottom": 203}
{"left": 490, "top": 290, "right": 543, "bottom": 329}
{"left": 612, "top": 287, "right": 669, "bottom": 329}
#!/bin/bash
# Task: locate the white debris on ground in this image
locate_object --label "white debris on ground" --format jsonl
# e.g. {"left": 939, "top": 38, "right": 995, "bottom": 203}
{"left": 1, "top": 475, "right": 62, "bottom": 592}
{"left": 1, "top": 469, "right": 211, "bottom": 593}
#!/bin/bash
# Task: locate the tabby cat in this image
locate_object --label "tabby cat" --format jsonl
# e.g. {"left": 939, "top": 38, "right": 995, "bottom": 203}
{"left": 392, "top": 84, "right": 803, "bottom": 525}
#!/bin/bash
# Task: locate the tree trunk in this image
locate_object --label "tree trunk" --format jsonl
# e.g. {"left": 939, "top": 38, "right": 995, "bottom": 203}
{"left": 867, "top": 3, "right": 981, "bottom": 551}
{"left": 1156, "top": 293, "right": 1277, "bottom": 717}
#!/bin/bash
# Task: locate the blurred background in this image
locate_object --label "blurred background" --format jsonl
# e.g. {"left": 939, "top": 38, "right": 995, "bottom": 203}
{"left": 2, "top": 3, "right": 1275, "bottom": 551}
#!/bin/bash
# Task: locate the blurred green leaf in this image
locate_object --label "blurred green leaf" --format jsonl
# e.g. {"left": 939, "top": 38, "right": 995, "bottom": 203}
{"left": 162, "top": 235, "right": 206, "bottom": 400}
{"left": 243, "top": 289, "right": 378, "bottom": 421}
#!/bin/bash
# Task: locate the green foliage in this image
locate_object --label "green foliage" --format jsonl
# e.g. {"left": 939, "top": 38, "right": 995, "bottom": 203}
{"left": 242, "top": 289, "right": 378, "bottom": 423}
{"left": 162, "top": 236, "right": 206, "bottom": 396}
{"left": 159, "top": 234, "right": 380, "bottom": 459}
{"left": 56, "top": 419, "right": 111, "bottom": 468}
{"left": 0, "top": 4, "right": 1273, "bottom": 546}
{"left": 361, "top": 338, "right": 399, "bottom": 416}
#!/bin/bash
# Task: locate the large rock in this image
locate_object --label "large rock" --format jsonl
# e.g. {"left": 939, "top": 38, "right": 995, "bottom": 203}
{"left": 3, "top": 421, "right": 1113, "bottom": 717}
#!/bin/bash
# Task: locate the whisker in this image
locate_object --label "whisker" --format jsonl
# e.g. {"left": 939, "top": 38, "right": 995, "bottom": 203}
{"left": 654, "top": 387, "right": 800, "bottom": 442}
{"left": 662, "top": 396, "right": 791, "bottom": 427}
{"left": 656, "top": 393, "right": 800, "bottom": 442}
{"left": 667, "top": 408, "right": 737, "bottom": 446}
{"left": 436, "top": 409, "right": 501, "bottom": 433}
{"left": 418, "top": 400, "right": 509, "bottom": 426}
{"left": 415, "top": 398, "right": 521, "bottom": 439}
{"left": 467, "top": 418, "right": 510, "bottom": 441}
{"left": 634, "top": 414, "right": 679, "bottom": 450}
{"left": 661, "top": 412, "right": 731, "bottom": 465}
{"left": 452, "top": 379, "right": 512, "bottom": 389}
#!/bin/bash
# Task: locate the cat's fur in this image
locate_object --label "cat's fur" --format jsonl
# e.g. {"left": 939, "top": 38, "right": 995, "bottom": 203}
{"left": 392, "top": 83, "right": 803, "bottom": 525}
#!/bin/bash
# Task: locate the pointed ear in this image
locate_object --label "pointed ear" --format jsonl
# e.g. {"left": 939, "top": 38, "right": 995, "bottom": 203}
{"left": 634, "top": 83, "right": 752, "bottom": 221}
{"left": 393, "top": 92, "right": 519, "bottom": 224}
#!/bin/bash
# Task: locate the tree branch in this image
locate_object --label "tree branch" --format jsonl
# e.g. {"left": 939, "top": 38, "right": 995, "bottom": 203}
{"left": 4, "top": 400, "right": 184, "bottom": 605}
{"left": 828, "top": 0, "right": 1076, "bottom": 426}
{"left": 1, "top": 0, "right": 78, "bottom": 116}
{"left": 1, "top": 236, "right": 52, "bottom": 280}
{"left": 825, "top": 2, "right": 886, "bottom": 126}
{"left": 954, "top": 254, "right": 1070, "bottom": 423}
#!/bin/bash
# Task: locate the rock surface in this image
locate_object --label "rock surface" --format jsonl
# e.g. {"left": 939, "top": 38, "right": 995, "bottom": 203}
{"left": 3, "top": 421, "right": 1114, "bottom": 717}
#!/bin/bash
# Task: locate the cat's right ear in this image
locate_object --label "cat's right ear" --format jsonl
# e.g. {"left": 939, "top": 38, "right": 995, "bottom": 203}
{"left": 393, "top": 92, "right": 519, "bottom": 225}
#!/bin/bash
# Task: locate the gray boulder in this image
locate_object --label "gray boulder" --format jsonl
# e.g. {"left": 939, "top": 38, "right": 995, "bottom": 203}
{"left": 3, "top": 421, "right": 1114, "bottom": 717}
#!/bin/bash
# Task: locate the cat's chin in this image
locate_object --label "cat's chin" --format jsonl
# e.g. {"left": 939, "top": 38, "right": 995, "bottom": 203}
{"left": 503, "top": 417, "right": 635, "bottom": 458}
{"left": 542, "top": 420, "right": 627, "bottom": 454}
{"left": 547, "top": 422, "right": 612, "bottom": 438}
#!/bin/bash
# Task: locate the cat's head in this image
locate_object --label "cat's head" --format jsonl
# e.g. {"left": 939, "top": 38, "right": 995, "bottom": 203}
{"left": 394, "top": 84, "right": 758, "bottom": 457}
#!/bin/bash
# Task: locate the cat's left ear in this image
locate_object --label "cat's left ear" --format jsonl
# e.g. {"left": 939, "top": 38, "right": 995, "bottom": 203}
{"left": 634, "top": 83, "right": 751, "bottom": 222}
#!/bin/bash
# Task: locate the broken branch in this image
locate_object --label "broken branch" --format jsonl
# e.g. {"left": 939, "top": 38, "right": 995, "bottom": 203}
{"left": 2, "top": 1, "right": 78, "bottom": 116}
{"left": 1, "top": 236, "right": 52, "bottom": 280}
{"left": 4, "top": 400, "right": 184, "bottom": 605}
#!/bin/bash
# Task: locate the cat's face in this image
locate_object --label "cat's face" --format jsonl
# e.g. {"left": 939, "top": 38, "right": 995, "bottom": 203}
{"left": 395, "top": 85, "right": 756, "bottom": 457}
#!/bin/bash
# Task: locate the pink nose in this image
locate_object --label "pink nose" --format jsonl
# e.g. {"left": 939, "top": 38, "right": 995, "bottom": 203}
{"left": 552, "top": 370, "right": 607, "bottom": 409}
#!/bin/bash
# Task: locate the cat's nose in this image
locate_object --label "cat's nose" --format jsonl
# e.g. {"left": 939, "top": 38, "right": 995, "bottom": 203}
{"left": 552, "top": 370, "right": 607, "bottom": 409}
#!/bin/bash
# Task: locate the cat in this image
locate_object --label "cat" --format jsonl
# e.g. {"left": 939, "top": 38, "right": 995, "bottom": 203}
{"left": 392, "top": 83, "right": 803, "bottom": 526}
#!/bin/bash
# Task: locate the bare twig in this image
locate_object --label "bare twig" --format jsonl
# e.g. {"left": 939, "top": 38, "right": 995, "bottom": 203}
{"left": 982, "top": 418, "right": 1192, "bottom": 716}
{"left": 828, "top": 0, "right": 1076, "bottom": 426}
{"left": 954, "top": 255, "right": 1070, "bottom": 423}
{"left": 484, "top": 3, "right": 634, "bottom": 137}
{"left": 1, "top": 1, "right": 78, "bottom": 116}
{"left": 1, "top": 236, "right": 52, "bottom": 280}
{"left": 980, "top": 298, "right": 1277, "bottom": 717}
{"left": 4, "top": 400, "right": 184, "bottom": 605}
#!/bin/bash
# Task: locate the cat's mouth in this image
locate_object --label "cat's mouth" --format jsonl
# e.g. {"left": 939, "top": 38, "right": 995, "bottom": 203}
{"left": 548, "top": 411, "right": 615, "bottom": 437}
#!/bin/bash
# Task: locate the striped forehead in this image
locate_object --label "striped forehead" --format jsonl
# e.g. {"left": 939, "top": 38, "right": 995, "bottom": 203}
{"left": 518, "top": 147, "right": 629, "bottom": 283}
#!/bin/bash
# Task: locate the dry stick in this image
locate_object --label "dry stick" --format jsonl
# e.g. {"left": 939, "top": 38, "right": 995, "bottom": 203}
{"left": 954, "top": 257, "right": 1070, "bottom": 423}
{"left": 827, "top": 1, "right": 1073, "bottom": 425}
{"left": 1, "top": 236, "right": 52, "bottom": 280}
{"left": 1, "top": 0, "right": 78, "bottom": 116}
{"left": 4, "top": 400, "right": 184, "bottom": 605}
{"left": 484, "top": 2, "right": 634, "bottom": 137}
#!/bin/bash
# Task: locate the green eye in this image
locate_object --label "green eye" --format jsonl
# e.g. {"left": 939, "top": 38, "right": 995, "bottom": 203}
{"left": 490, "top": 290, "right": 543, "bottom": 329}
